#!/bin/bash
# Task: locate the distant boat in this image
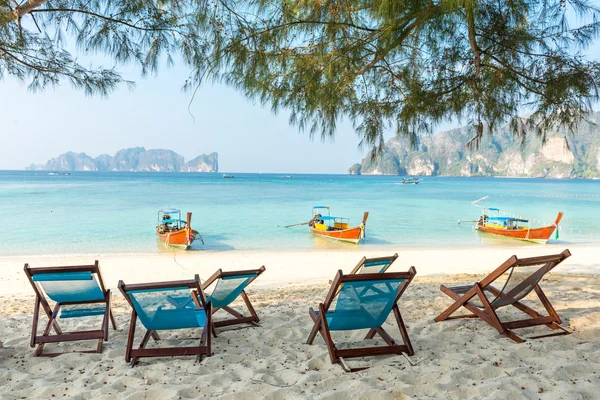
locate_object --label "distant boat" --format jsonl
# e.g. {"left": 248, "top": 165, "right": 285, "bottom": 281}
{"left": 308, "top": 206, "right": 368, "bottom": 244}
{"left": 402, "top": 177, "right": 420, "bottom": 184}
{"left": 47, "top": 172, "right": 71, "bottom": 176}
{"left": 156, "top": 208, "right": 200, "bottom": 249}
{"left": 475, "top": 207, "right": 563, "bottom": 244}
{"left": 284, "top": 175, "right": 293, "bottom": 179}
{"left": 222, "top": 174, "right": 235, "bottom": 179}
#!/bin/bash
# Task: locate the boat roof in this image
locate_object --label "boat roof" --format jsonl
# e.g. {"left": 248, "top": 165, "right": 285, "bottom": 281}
{"left": 487, "top": 216, "right": 529, "bottom": 223}
{"left": 160, "top": 208, "right": 180, "bottom": 214}
{"left": 487, "top": 207, "right": 500, "bottom": 211}
{"left": 313, "top": 206, "right": 330, "bottom": 209}
{"left": 316, "top": 215, "right": 347, "bottom": 221}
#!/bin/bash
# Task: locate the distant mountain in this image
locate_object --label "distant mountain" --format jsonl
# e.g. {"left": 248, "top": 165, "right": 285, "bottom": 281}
{"left": 350, "top": 112, "right": 600, "bottom": 178}
{"left": 27, "top": 148, "right": 218, "bottom": 172}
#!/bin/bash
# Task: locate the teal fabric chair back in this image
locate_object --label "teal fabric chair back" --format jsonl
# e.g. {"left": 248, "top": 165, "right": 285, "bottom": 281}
{"left": 360, "top": 259, "right": 394, "bottom": 274}
{"left": 206, "top": 273, "right": 258, "bottom": 308}
{"left": 32, "top": 271, "right": 107, "bottom": 319}
{"left": 32, "top": 272, "right": 105, "bottom": 303}
{"left": 327, "top": 278, "right": 404, "bottom": 331}
{"left": 127, "top": 287, "right": 206, "bottom": 330}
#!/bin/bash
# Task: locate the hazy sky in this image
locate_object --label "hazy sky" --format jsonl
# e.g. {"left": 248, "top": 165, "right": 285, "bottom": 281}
{"left": 1, "top": 16, "right": 599, "bottom": 173}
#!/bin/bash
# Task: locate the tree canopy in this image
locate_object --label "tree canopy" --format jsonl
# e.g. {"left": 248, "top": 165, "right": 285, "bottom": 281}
{"left": 2, "top": 1, "right": 600, "bottom": 150}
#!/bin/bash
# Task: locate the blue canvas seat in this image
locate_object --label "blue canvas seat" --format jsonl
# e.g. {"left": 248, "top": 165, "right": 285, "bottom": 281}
{"left": 24, "top": 261, "right": 117, "bottom": 356}
{"left": 306, "top": 268, "right": 417, "bottom": 372}
{"left": 119, "top": 276, "right": 212, "bottom": 366}
{"left": 202, "top": 266, "right": 266, "bottom": 335}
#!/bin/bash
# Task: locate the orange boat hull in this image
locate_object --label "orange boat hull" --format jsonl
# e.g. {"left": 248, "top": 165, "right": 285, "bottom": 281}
{"left": 156, "top": 227, "right": 195, "bottom": 249}
{"left": 309, "top": 225, "right": 364, "bottom": 244}
{"left": 476, "top": 212, "right": 563, "bottom": 244}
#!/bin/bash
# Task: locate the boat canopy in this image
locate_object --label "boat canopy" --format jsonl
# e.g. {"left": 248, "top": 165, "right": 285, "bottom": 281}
{"left": 160, "top": 208, "right": 180, "bottom": 214}
{"left": 313, "top": 206, "right": 330, "bottom": 209}
{"left": 316, "top": 215, "right": 346, "bottom": 221}
{"left": 487, "top": 207, "right": 500, "bottom": 211}
{"left": 487, "top": 216, "right": 529, "bottom": 223}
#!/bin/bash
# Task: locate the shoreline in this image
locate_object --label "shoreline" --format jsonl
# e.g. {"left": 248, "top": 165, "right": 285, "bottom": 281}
{"left": 2, "top": 243, "right": 598, "bottom": 296}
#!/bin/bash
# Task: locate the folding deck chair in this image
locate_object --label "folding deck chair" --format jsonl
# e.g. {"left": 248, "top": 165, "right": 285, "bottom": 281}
{"left": 306, "top": 267, "right": 417, "bottom": 372}
{"left": 24, "top": 261, "right": 117, "bottom": 356}
{"left": 118, "top": 275, "right": 212, "bottom": 366}
{"left": 434, "top": 249, "right": 572, "bottom": 343}
{"left": 349, "top": 253, "right": 399, "bottom": 275}
{"left": 202, "top": 266, "right": 265, "bottom": 335}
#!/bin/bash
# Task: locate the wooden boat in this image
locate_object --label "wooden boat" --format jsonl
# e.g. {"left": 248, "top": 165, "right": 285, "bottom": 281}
{"left": 476, "top": 207, "right": 563, "bottom": 244}
{"left": 308, "top": 206, "right": 369, "bottom": 244}
{"left": 156, "top": 208, "right": 199, "bottom": 249}
{"left": 402, "top": 177, "right": 421, "bottom": 184}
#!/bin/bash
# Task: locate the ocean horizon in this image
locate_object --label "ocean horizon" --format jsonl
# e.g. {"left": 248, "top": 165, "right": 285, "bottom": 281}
{"left": 2, "top": 170, "right": 599, "bottom": 256}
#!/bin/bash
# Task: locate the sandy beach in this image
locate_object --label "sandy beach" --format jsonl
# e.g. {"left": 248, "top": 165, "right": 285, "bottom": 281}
{"left": 1, "top": 245, "right": 599, "bottom": 399}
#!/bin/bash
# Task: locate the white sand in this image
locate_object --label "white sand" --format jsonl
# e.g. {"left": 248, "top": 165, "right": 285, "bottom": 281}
{"left": 0, "top": 245, "right": 599, "bottom": 399}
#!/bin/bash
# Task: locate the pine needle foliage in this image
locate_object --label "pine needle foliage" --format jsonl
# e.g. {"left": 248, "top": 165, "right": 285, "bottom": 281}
{"left": 192, "top": 0, "right": 600, "bottom": 151}
{"left": 0, "top": 0, "right": 205, "bottom": 95}
{"left": 2, "top": 1, "right": 600, "bottom": 151}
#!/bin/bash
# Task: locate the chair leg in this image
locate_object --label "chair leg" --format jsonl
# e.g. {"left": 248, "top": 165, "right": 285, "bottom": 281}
{"left": 306, "top": 308, "right": 321, "bottom": 345}
{"left": 393, "top": 305, "right": 414, "bottom": 356}
{"left": 434, "top": 285, "right": 478, "bottom": 322}
{"left": 131, "top": 330, "right": 153, "bottom": 367}
{"left": 318, "top": 304, "right": 338, "bottom": 364}
{"left": 241, "top": 290, "right": 260, "bottom": 323}
{"left": 125, "top": 309, "right": 137, "bottom": 363}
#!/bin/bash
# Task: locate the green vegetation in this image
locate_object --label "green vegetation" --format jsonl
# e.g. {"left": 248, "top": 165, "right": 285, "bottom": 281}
{"left": 2, "top": 1, "right": 600, "bottom": 154}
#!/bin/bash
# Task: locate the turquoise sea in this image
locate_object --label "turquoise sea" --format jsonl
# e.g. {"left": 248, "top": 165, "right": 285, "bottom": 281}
{"left": 1, "top": 171, "right": 599, "bottom": 256}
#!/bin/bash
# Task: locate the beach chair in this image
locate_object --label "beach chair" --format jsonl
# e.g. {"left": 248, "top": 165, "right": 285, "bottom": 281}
{"left": 24, "top": 261, "right": 117, "bottom": 356}
{"left": 306, "top": 268, "right": 417, "bottom": 372}
{"left": 349, "top": 253, "right": 399, "bottom": 275}
{"left": 202, "top": 266, "right": 265, "bottom": 335}
{"left": 118, "top": 275, "right": 212, "bottom": 366}
{"left": 434, "top": 249, "right": 572, "bottom": 343}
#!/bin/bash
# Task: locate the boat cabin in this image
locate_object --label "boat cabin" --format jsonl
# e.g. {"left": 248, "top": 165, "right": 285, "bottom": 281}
{"left": 311, "top": 206, "right": 350, "bottom": 231}
{"left": 481, "top": 208, "right": 529, "bottom": 230}
{"left": 157, "top": 208, "right": 188, "bottom": 233}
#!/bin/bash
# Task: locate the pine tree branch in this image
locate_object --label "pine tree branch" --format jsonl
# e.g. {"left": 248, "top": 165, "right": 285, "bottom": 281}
{"left": 2, "top": 0, "right": 47, "bottom": 24}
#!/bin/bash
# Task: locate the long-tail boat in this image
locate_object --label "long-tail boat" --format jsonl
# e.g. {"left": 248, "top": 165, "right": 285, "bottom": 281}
{"left": 476, "top": 207, "right": 563, "bottom": 244}
{"left": 308, "top": 206, "right": 369, "bottom": 244}
{"left": 156, "top": 208, "right": 199, "bottom": 249}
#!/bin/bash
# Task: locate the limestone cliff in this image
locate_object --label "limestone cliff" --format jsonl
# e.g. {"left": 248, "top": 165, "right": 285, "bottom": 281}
{"left": 27, "top": 148, "right": 219, "bottom": 172}
{"left": 352, "top": 112, "right": 600, "bottom": 178}
{"left": 181, "top": 152, "right": 219, "bottom": 172}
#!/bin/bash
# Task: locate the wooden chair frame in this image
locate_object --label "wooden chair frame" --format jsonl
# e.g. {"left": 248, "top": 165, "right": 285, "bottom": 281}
{"left": 434, "top": 249, "right": 572, "bottom": 343}
{"left": 118, "top": 275, "right": 212, "bottom": 366}
{"left": 202, "top": 266, "right": 265, "bottom": 336}
{"left": 24, "top": 260, "right": 117, "bottom": 357}
{"left": 349, "top": 253, "right": 399, "bottom": 275}
{"left": 306, "top": 268, "right": 417, "bottom": 372}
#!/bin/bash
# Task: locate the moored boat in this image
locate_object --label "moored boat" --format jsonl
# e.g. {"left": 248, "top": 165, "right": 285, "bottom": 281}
{"left": 156, "top": 208, "right": 200, "bottom": 249}
{"left": 476, "top": 207, "right": 563, "bottom": 244}
{"left": 402, "top": 177, "right": 421, "bottom": 184}
{"left": 308, "top": 206, "right": 368, "bottom": 244}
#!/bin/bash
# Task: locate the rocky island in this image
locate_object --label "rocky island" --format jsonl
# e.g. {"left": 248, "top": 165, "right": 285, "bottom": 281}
{"left": 27, "top": 148, "right": 218, "bottom": 172}
{"left": 350, "top": 112, "right": 600, "bottom": 178}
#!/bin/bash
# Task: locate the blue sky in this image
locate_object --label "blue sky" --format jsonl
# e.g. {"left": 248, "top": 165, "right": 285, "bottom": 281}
{"left": 1, "top": 10, "right": 599, "bottom": 173}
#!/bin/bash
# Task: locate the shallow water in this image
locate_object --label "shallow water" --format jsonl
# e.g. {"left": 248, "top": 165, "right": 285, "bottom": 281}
{"left": 1, "top": 171, "right": 598, "bottom": 255}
